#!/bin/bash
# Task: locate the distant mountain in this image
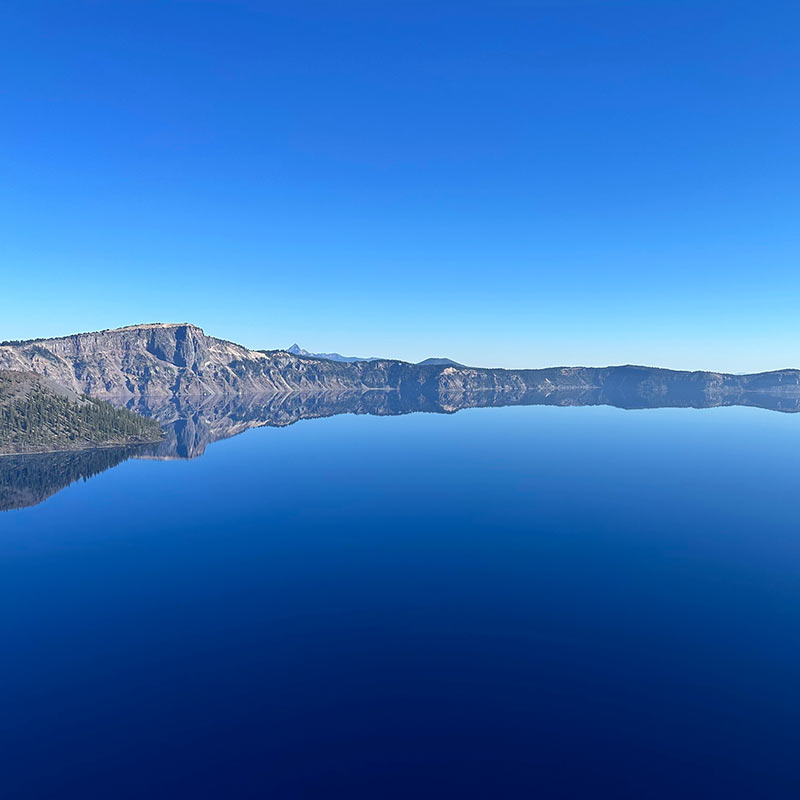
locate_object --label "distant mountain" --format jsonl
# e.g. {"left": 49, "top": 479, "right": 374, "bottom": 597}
{"left": 287, "top": 345, "right": 463, "bottom": 367}
{"left": 1, "top": 323, "right": 799, "bottom": 414}
{"left": 417, "top": 357, "right": 465, "bottom": 367}
{"left": 0, "top": 370, "right": 162, "bottom": 454}
{"left": 286, "top": 344, "right": 378, "bottom": 363}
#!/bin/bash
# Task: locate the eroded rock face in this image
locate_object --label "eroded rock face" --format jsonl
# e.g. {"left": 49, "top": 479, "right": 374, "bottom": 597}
{"left": 1, "top": 323, "right": 799, "bottom": 408}
{"left": 0, "top": 324, "right": 424, "bottom": 397}
{"left": 0, "top": 324, "right": 256, "bottom": 397}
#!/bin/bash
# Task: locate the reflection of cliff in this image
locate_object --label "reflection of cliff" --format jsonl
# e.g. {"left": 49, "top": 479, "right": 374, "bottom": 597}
{"left": 0, "top": 446, "right": 142, "bottom": 511}
{"left": 124, "top": 391, "right": 411, "bottom": 459}
{"left": 121, "top": 377, "right": 800, "bottom": 461}
{"left": 5, "top": 381, "right": 800, "bottom": 511}
{"left": 437, "top": 385, "right": 800, "bottom": 413}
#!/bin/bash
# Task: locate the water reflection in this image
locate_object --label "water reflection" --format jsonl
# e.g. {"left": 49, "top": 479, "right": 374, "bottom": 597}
{"left": 127, "top": 383, "right": 800, "bottom": 461}
{"left": 3, "top": 383, "right": 799, "bottom": 510}
{"left": 0, "top": 446, "right": 145, "bottom": 512}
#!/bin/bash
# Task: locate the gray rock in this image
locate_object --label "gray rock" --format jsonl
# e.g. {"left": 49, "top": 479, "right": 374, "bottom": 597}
{"left": 1, "top": 324, "right": 799, "bottom": 409}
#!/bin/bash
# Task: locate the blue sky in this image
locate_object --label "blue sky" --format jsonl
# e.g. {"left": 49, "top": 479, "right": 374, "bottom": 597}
{"left": 2, "top": 1, "right": 798, "bottom": 370}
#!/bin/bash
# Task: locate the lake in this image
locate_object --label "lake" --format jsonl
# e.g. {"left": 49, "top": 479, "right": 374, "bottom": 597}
{"left": 2, "top": 401, "right": 800, "bottom": 797}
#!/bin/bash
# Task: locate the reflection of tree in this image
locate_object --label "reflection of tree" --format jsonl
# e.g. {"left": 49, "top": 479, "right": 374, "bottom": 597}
{"left": 125, "top": 382, "right": 800, "bottom": 462}
{"left": 0, "top": 446, "right": 140, "bottom": 511}
{"left": 6, "top": 379, "right": 800, "bottom": 511}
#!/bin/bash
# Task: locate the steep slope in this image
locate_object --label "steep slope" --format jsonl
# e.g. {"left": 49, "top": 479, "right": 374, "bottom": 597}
{"left": 1, "top": 323, "right": 799, "bottom": 406}
{"left": 0, "top": 323, "right": 410, "bottom": 397}
{"left": 0, "top": 323, "right": 273, "bottom": 397}
{"left": 0, "top": 370, "right": 162, "bottom": 454}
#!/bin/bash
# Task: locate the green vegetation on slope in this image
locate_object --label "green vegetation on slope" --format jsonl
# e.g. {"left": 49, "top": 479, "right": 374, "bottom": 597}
{"left": 0, "top": 371, "right": 162, "bottom": 454}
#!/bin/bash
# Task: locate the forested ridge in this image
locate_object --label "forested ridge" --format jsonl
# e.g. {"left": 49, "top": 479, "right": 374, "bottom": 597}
{"left": 0, "top": 371, "right": 161, "bottom": 454}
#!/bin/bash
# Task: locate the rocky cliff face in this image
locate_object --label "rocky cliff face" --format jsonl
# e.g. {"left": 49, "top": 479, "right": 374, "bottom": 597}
{"left": 0, "top": 324, "right": 274, "bottom": 397}
{"left": 1, "top": 323, "right": 799, "bottom": 405}
{"left": 0, "top": 323, "right": 421, "bottom": 397}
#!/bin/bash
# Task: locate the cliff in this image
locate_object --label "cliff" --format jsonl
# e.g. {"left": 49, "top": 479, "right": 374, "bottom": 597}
{"left": 1, "top": 323, "right": 799, "bottom": 407}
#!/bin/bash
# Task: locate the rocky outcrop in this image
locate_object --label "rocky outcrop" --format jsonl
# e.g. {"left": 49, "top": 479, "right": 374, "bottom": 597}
{"left": 0, "top": 324, "right": 271, "bottom": 397}
{"left": 0, "top": 323, "right": 416, "bottom": 397}
{"left": 1, "top": 323, "right": 799, "bottom": 407}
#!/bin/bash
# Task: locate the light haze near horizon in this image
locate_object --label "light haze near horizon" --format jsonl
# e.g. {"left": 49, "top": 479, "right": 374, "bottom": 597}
{"left": 2, "top": 2, "right": 798, "bottom": 372}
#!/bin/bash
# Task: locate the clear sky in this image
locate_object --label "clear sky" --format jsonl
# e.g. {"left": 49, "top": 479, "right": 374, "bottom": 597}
{"left": 2, "top": 1, "right": 798, "bottom": 371}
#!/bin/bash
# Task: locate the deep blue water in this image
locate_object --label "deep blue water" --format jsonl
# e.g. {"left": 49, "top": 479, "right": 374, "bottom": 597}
{"left": 2, "top": 405, "right": 800, "bottom": 798}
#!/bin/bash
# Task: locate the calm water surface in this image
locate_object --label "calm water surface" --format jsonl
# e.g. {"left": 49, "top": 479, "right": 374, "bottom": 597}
{"left": 2, "top": 405, "right": 800, "bottom": 797}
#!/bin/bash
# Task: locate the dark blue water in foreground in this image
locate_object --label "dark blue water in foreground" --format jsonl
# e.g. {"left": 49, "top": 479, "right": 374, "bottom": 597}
{"left": 2, "top": 405, "right": 800, "bottom": 798}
